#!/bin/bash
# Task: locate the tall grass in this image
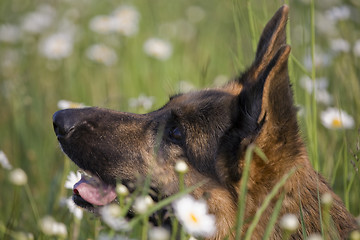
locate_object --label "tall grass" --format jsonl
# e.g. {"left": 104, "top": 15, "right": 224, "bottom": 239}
{"left": 0, "top": 0, "right": 359, "bottom": 239}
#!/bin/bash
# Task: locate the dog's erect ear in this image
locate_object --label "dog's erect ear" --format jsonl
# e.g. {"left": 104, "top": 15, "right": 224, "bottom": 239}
{"left": 217, "top": 6, "right": 298, "bottom": 183}
{"left": 234, "top": 5, "right": 295, "bottom": 133}
{"left": 248, "top": 5, "right": 289, "bottom": 82}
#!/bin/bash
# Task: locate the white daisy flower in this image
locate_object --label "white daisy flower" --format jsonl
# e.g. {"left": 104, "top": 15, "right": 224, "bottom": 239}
{"left": 57, "top": 100, "right": 86, "bottom": 110}
{"left": 321, "top": 192, "right": 333, "bottom": 207}
{"left": 172, "top": 195, "right": 216, "bottom": 238}
{"left": 149, "top": 227, "right": 170, "bottom": 240}
{"left": 128, "top": 94, "right": 155, "bottom": 111}
{"left": 86, "top": 44, "right": 117, "bottom": 66}
{"left": 99, "top": 204, "right": 130, "bottom": 231}
{"left": 89, "top": 15, "right": 114, "bottom": 34}
{"left": 116, "top": 184, "right": 129, "bottom": 196}
{"left": 21, "top": 5, "right": 55, "bottom": 34}
{"left": 315, "top": 12, "right": 337, "bottom": 37}
{"left": 64, "top": 171, "right": 82, "bottom": 189}
{"left": 303, "top": 51, "right": 331, "bottom": 70}
{"left": 39, "top": 32, "right": 74, "bottom": 60}
{"left": 143, "top": 38, "right": 172, "bottom": 61}
{"left": 177, "top": 80, "right": 196, "bottom": 93}
{"left": 133, "top": 195, "right": 154, "bottom": 214}
{"left": 9, "top": 168, "right": 27, "bottom": 186}
{"left": 325, "top": 5, "right": 351, "bottom": 22}
{"left": 280, "top": 214, "right": 299, "bottom": 232}
{"left": 307, "top": 233, "right": 323, "bottom": 240}
{"left": 0, "top": 150, "right": 12, "bottom": 170}
{"left": 40, "top": 216, "right": 67, "bottom": 237}
{"left": 0, "top": 24, "right": 21, "bottom": 43}
{"left": 299, "top": 76, "right": 328, "bottom": 94}
{"left": 110, "top": 5, "right": 140, "bottom": 36}
{"left": 175, "top": 160, "right": 188, "bottom": 173}
{"left": 65, "top": 197, "right": 83, "bottom": 220}
{"left": 315, "top": 90, "right": 333, "bottom": 105}
{"left": 320, "top": 107, "right": 355, "bottom": 129}
{"left": 329, "top": 38, "right": 350, "bottom": 53}
{"left": 299, "top": 76, "right": 333, "bottom": 105}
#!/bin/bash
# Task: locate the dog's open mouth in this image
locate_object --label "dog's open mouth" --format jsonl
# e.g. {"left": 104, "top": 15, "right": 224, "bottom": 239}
{"left": 72, "top": 171, "right": 117, "bottom": 211}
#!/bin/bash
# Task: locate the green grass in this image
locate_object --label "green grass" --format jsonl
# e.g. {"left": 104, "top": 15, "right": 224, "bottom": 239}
{"left": 0, "top": 0, "right": 359, "bottom": 239}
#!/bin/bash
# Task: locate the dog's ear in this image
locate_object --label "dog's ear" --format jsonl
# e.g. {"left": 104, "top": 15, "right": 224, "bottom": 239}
{"left": 217, "top": 5, "right": 299, "bottom": 183}
{"left": 233, "top": 5, "right": 295, "bottom": 138}
{"left": 245, "top": 5, "right": 289, "bottom": 83}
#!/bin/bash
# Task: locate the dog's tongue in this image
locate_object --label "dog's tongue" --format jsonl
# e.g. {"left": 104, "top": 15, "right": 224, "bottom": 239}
{"left": 73, "top": 176, "right": 117, "bottom": 206}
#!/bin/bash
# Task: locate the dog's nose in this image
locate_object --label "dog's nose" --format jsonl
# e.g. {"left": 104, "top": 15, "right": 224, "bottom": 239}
{"left": 53, "top": 109, "right": 78, "bottom": 137}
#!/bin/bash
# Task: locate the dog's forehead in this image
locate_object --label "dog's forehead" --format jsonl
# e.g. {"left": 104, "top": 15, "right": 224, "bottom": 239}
{"left": 169, "top": 89, "right": 234, "bottom": 107}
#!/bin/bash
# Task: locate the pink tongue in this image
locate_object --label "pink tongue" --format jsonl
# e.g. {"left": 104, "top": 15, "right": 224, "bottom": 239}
{"left": 73, "top": 176, "right": 117, "bottom": 206}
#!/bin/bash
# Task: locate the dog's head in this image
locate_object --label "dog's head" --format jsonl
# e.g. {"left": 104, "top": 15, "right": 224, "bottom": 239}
{"left": 53, "top": 4, "right": 300, "bottom": 227}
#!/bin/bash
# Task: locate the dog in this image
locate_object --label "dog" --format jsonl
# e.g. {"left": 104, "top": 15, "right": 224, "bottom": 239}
{"left": 53, "top": 5, "right": 358, "bottom": 239}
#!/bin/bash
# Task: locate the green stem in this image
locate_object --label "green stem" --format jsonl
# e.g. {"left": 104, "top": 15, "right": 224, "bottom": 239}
{"left": 141, "top": 216, "right": 149, "bottom": 240}
{"left": 246, "top": 0, "right": 257, "bottom": 52}
{"left": 235, "top": 144, "right": 255, "bottom": 240}
{"left": 310, "top": 0, "right": 319, "bottom": 172}
{"left": 25, "top": 183, "right": 40, "bottom": 223}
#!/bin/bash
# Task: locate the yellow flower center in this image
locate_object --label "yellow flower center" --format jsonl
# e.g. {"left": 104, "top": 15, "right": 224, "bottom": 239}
{"left": 332, "top": 118, "right": 342, "bottom": 127}
{"left": 190, "top": 213, "right": 198, "bottom": 223}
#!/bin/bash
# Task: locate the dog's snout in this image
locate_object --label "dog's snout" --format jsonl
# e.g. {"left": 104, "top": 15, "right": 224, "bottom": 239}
{"left": 53, "top": 110, "right": 76, "bottom": 137}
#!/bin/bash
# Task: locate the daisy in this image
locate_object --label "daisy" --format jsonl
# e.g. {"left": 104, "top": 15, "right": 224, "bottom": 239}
{"left": 9, "top": 168, "right": 27, "bottom": 186}
{"left": 303, "top": 51, "right": 331, "bottom": 70}
{"left": 307, "top": 233, "right": 323, "bottom": 240}
{"left": 57, "top": 100, "right": 86, "bottom": 110}
{"left": 280, "top": 214, "right": 299, "bottom": 232}
{"left": 325, "top": 5, "right": 351, "bottom": 22}
{"left": 39, "top": 32, "right": 74, "bottom": 60}
{"left": 148, "top": 227, "right": 170, "bottom": 240}
{"left": 111, "top": 5, "right": 140, "bottom": 36}
{"left": 299, "top": 76, "right": 333, "bottom": 105}
{"left": 133, "top": 195, "right": 154, "bottom": 214}
{"left": 143, "top": 38, "right": 172, "bottom": 61}
{"left": 21, "top": 5, "right": 55, "bottom": 34}
{"left": 89, "top": 15, "right": 114, "bottom": 34}
{"left": 116, "top": 184, "right": 129, "bottom": 196}
{"left": 64, "top": 171, "right": 82, "bottom": 189}
{"left": 329, "top": 38, "right": 350, "bottom": 53}
{"left": 99, "top": 204, "right": 130, "bottom": 231}
{"left": 0, "top": 24, "right": 21, "bottom": 43}
{"left": 0, "top": 150, "right": 12, "bottom": 170}
{"left": 175, "top": 160, "right": 188, "bottom": 173}
{"left": 321, "top": 192, "right": 333, "bottom": 207}
{"left": 86, "top": 44, "right": 117, "bottom": 66}
{"left": 172, "top": 195, "right": 216, "bottom": 238}
{"left": 177, "top": 80, "right": 196, "bottom": 93}
{"left": 320, "top": 107, "right": 355, "bottom": 129}
{"left": 128, "top": 94, "right": 155, "bottom": 111}
{"left": 65, "top": 197, "right": 83, "bottom": 220}
{"left": 40, "top": 216, "right": 67, "bottom": 237}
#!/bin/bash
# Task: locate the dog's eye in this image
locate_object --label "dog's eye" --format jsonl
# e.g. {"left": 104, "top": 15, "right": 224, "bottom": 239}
{"left": 169, "top": 127, "right": 182, "bottom": 142}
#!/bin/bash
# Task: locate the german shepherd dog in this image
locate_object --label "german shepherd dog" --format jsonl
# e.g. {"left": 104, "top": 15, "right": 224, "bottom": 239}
{"left": 53, "top": 5, "right": 358, "bottom": 239}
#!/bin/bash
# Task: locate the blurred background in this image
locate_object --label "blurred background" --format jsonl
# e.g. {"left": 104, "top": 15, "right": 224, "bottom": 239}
{"left": 0, "top": 0, "right": 359, "bottom": 239}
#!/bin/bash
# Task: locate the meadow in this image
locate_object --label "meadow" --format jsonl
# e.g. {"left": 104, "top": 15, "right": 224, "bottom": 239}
{"left": 0, "top": 0, "right": 359, "bottom": 239}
